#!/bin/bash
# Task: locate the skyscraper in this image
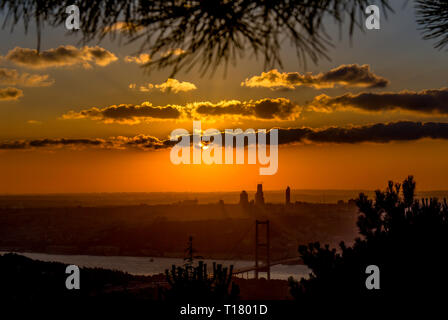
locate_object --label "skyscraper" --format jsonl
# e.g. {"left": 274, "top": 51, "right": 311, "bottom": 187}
{"left": 239, "top": 190, "right": 249, "bottom": 206}
{"left": 255, "top": 183, "right": 264, "bottom": 206}
{"left": 286, "top": 186, "right": 291, "bottom": 206}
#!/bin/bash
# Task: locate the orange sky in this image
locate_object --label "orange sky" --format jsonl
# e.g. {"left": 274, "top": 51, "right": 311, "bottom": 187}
{"left": 1, "top": 3, "right": 448, "bottom": 193}
{"left": 2, "top": 139, "right": 448, "bottom": 193}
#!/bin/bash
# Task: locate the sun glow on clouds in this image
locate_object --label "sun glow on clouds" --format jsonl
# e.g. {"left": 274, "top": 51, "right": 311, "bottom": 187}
{"left": 242, "top": 64, "right": 389, "bottom": 90}
{"left": 0, "top": 68, "right": 54, "bottom": 87}
{"left": 4, "top": 45, "right": 118, "bottom": 69}
{"left": 124, "top": 53, "right": 151, "bottom": 65}
{"left": 61, "top": 98, "right": 301, "bottom": 124}
{"left": 0, "top": 87, "right": 23, "bottom": 101}
{"left": 102, "top": 21, "right": 144, "bottom": 34}
{"left": 129, "top": 78, "right": 197, "bottom": 93}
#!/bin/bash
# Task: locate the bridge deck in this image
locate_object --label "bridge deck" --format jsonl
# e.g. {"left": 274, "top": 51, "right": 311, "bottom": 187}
{"left": 232, "top": 257, "right": 303, "bottom": 274}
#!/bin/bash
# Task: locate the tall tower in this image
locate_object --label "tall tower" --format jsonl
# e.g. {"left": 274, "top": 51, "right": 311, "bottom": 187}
{"left": 286, "top": 186, "right": 291, "bottom": 206}
{"left": 255, "top": 220, "right": 270, "bottom": 280}
{"left": 255, "top": 183, "right": 264, "bottom": 206}
{"left": 239, "top": 190, "right": 249, "bottom": 207}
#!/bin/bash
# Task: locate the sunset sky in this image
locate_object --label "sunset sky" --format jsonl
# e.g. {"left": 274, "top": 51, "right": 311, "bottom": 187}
{"left": 1, "top": 2, "right": 448, "bottom": 193}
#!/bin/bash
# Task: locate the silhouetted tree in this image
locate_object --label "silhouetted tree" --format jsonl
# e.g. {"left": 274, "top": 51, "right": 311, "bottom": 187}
{"left": 289, "top": 176, "right": 448, "bottom": 299}
{"left": 6, "top": 1, "right": 448, "bottom": 75}
{"left": 416, "top": 0, "right": 448, "bottom": 49}
{"left": 0, "top": 0, "right": 393, "bottom": 75}
{"left": 0, "top": 253, "right": 155, "bottom": 301}
{"left": 160, "top": 236, "right": 238, "bottom": 301}
{"left": 5, "top": 1, "right": 448, "bottom": 75}
{"left": 160, "top": 261, "right": 239, "bottom": 302}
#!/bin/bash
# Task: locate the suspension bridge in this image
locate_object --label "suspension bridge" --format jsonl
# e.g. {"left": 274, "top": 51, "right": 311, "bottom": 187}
{"left": 228, "top": 219, "right": 303, "bottom": 280}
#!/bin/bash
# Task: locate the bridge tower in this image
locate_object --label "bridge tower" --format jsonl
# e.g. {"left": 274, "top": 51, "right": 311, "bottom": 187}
{"left": 255, "top": 220, "right": 270, "bottom": 280}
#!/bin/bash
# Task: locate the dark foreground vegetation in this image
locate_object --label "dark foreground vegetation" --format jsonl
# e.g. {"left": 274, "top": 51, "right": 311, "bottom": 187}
{"left": 289, "top": 176, "right": 448, "bottom": 299}
{"left": 0, "top": 253, "right": 289, "bottom": 302}
{"left": 0, "top": 253, "right": 161, "bottom": 302}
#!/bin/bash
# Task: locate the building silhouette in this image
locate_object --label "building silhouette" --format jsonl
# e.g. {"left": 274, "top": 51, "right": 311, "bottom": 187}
{"left": 286, "top": 186, "right": 291, "bottom": 206}
{"left": 255, "top": 184, "right": 265, "bottom": 206}
{"left": 239, "top": 190, "right": 249, "bottom": 207}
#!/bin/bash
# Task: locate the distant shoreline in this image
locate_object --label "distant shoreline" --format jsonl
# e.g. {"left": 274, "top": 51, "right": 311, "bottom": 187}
{"left": 0, "top": 253, "right": 294, "bottom": 300}
{"left": 0, "top": 248, "right": 304, "bottom": 265}
{"left": 0, "top": 248, "right": 306, "bottom": 267}
{"left": 1, "top": 190, "right": 446, "bottom": 209}
{"left": 0, "top": 248, "right": 251, "bottom": 262}
{"left": 3, "top": 189, "right": 448, "bottom": 195}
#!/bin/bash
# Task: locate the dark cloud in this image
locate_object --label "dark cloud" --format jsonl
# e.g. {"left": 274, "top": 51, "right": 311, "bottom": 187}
{"left": 254, "top": 98, "right": 298, "bottom": 119}
{"left": 0, "top": 68, "right": 54, "bottom": 87}
{"left": 63, "top": 98, "right": 300, "bottom": 124}
{"left": 319, "top": 64, "right": 389, "bottom": 88}
{"left": 116, "top": 135, "right": 178, "bottom": 149}
{"left": 194, "top": 121, "right": 448, "bottom": 146}
{"left": 0, "top": 138, "right": 105, "bottom": 150}
{"left": 28, "top": 138, "right": 105, "bottom": 148}
{"left": 5, "top": 46, "right": 118, "bottom": 69}
{"left": 3, "top": 122, "right": 448, "bottom": 151}
{"left": 0, "top": 136, "right": 173, "bottom": 151}
{"left": 277, "top": 121, "right": 448, "bottom": 144}
{"left": 241, "top": 64, "right": 389, "bottom": 90}
{"left": 0, "top": 141, "right": 27, "bottom": 149}
{"left": 311, "top": 88, "right": 448, "bottom": 114}
{"left": 62, "top": 102, "right": 182, "bottom": 124}
{"left": 194, "top": 101, "right": 253, "bottom": 117}
{"left": 193, "top": 98, "right": 300, "bottom": 120}
{"left": 0, "top": 87, "right": 23, "bottom": 101}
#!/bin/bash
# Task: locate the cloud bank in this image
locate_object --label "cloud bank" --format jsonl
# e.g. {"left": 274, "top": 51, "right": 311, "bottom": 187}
{"left": 309, "top": 88, "right": 448, "bottom": 115}
{"left": 276, "top": 121, "right": 448, "bottom": 145}
{"left": 62, "top": 102, "right": 182, "bottom": 124}
{"left": 0, "top": 87, "right": 23, "bottom": 101}
{"left": 3, "top": 121, "right": 448, "bottom": 151}
{"left": 0, "top": 68, "right": 54, "bottom": 87}
{"left": 154, "top": 78, "right": 197, "bottom": 93}
{"left": 192, "top": 98, "right": 300, "bottom": 120}
{"left": 5, "top": 46, "right": 118, "bottom": 69}
{"left": 161, "top": 48, "right": 187, "bottom": 57}
{"left": 62, "top": 98, "right": 301, "bottom": 124}
{"left": 0, "top": 135, "right": 174, "bottom": 150}
{"left": 130, "top": 78, "right": 197, "bottom": 93}
{"left": 124, "top": 53, "right": 151, "bottom": 65}
{"left": 102, "top": 22, "right": 144, "bottom": 34}
{"left": 241, "top": 64, "right": 389, "bottom": 90}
